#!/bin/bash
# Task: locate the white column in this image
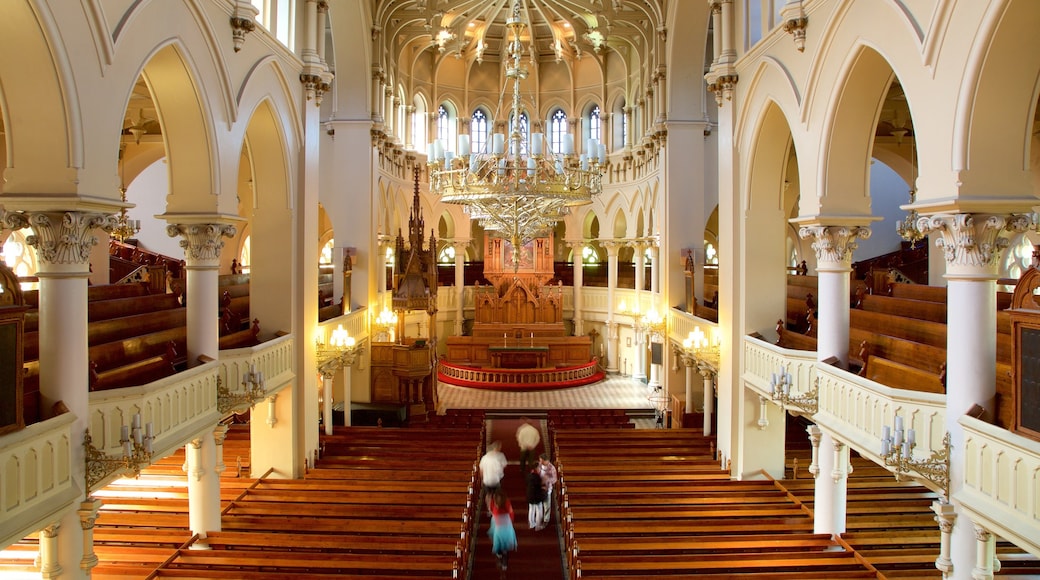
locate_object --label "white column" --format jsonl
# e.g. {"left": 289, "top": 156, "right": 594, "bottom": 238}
{"left": 185, "top": 433, "right": 221, "bottom": 536}
{"left": 918, "top": 213, "right": 1029, "bottom": 578}
{"left": 812, "top": 431, "right": 849, "bottom": 535}
{"left": 4, "top": 209, "right": 117, "bottom": 575}
{"left": 649, "top": 241, "right": 660, "bottom": 295}
{"left": 78, "top": 497, "right": 101, "bottom": 576}
{"left": 377, "top": 236, "right": 390, "bottom": 296}
{"left": 321, "top": 372, "right": 335, "bottom": 435}
{"left": 301, "top": 0, "right": 320, "bottom": 67}
{"left": 568, "top": 241, "right": 585, "bottom": 336}
{"left": 602, "top": 240, "right": 622, "bottom": 373}
{"left": 343, "top": 365, "right": 354, "bottom": 427}
{"left": 684, "top": 360, "right": 696, "bottom": 414}
{"left": 798, "top": 224, "right": 868, "bottom": 535}
{"left": 631, "top": 240, "right": 647, "bottom": 295}
{"left": 168, "top": 223, "right": 237, "bottom": 365}
{"left": 632, "top": 327, "right": 647, "bottom": 381}
{"left": 699, "top": 364, "right": 715, "bottom": 436}
{"left": 630, "top": 240, "right": 649, "bottom": 382}
{"left": 453, "top": 240, "right": 468, "bottom": 336}
{"left": 647, "top": 339, "right": 661, "bottom": 389}
{"left": 797, "top": 225, "right": 870, "bottom": 366}
{"left": 38, "top": 523, "right": 61, "bottom": 579}
{"left": 973, "top": 524, "right": 995, "bottom": 580}
{"left": 315, "top": 1, "right": 329, "bottom": 65}
{"left": 933, "top": 500, "right": 956, "bottom": 576}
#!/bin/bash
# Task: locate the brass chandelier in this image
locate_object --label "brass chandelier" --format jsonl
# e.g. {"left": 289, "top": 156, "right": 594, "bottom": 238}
{"left": 427, "top": 0, "right": 604, "bottom": 260}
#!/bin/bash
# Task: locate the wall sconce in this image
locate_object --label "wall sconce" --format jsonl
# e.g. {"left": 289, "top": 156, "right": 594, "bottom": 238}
{"left": 84, "top": 414, "right": 153, "bottom": 493}
{"left": 375, "top": 308, "right": 399, "bottom": 343}
{"left": 640, "top": 308, "right": 665, "bottom": 340}
{"left": 217, "top": 363, "right": 267, "bottom": 414}
{"left": 880, "top": 417, "right": 951, "bottom": 498}
{"left": 681, "top": 326, "right": 720, "bottom": 370}
{"left": 768, "top": 365, "right": 818, "bottom": 414}
{"left": 316, "top": 324, "right": 360, "bottom": 378}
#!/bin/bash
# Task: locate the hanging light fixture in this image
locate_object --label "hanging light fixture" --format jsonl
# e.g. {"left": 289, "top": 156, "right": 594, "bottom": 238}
{"left": 111, "top": 146, "right": 141, "bottom": 243}
{"left": 426, "top": 0, "right": 604, "bottom": 270}
{"left": 895, "top": 132, "right": 925, "bottom": 248}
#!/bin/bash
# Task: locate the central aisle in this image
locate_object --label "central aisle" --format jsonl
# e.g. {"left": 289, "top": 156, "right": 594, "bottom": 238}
{"left": 470, "top": 418, "right": 566, "bottom": 579}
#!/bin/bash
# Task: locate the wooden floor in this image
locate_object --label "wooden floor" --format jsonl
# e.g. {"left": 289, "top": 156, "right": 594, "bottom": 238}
{"left": 2, "top": 411, "right": 1040, "bottom": 579}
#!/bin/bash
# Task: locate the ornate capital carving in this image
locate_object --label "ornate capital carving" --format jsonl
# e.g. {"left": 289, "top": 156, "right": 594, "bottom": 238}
{"left": 600, "top": 239, "right": 624, "bottom": 256}
{"left": 917, "top": 213, "right": 1030, "bottom": 274}
{"left": 3, "top": 211, "right": 116, "bottom": 267}
{"left": 78, "top": 497, "right": 102, "bottom": 530}
{"left": 973, "top": 523, "right": 993, "bottom": 542}
{"left": 167, "top": 223, "right": 236, "bottom": 265}
{"left": 798, "top": 225, "right": 871, "bottom": 266}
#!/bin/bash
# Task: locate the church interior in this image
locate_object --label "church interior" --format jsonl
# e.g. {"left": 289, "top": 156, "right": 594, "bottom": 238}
{"left": 1, "top": 0, "right": 1040, "bottom": 578}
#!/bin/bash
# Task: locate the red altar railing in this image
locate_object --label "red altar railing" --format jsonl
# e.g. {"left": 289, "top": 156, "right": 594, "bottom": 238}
{"left": 437, "top": 360, "right": 604, "bottom": 390}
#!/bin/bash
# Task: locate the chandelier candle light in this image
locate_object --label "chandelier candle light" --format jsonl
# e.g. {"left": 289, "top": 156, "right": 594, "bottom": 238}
{"left": 427, "top": 0, "right": 604, "bottom": 270}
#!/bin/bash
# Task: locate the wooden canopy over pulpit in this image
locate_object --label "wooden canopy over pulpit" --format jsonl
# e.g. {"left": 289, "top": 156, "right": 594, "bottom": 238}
{"left": 370, "top": 167, "right": 438, "bottom": 419}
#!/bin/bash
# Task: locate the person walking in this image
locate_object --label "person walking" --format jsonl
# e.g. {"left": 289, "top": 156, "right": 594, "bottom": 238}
{"left": 515, "top": 418, "right": 541, "bottom": 474}
{"left": 486, "top": 487, "right": 518, "bottom": 571}
{"left": 525, "top": 465, "right": 547, "bottom": 529}
{"left": 479, "top": 440, "right": 508, "bottom": 494}
{"left": 535, "top": 453, "right": 558, "bottom": 530}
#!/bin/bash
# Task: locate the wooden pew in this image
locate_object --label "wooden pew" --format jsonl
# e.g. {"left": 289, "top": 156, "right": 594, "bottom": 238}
{"left": 554, "top": 426, "right": 880, "bottom": 579}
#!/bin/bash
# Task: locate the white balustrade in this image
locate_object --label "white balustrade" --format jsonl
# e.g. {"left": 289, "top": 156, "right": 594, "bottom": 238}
{"left": 813, "top": 363, "right": 946, "bottom": 474}
{"left": 668, "top": 308, "right": 715, "bottom": 346}
{"left": 742, "top": 334, "right": 817, "bottom": 401}
{"left": 88, "top": 361, "right": 221, "bottom": 462}
{"left": 320, "top": 307, "right": 369, "bottom": 343}
{"left": 957, "top": 415, "right": 1040, "bottom": 556}
{"left": 0, "top": 412, "right": 79, "bottom": 549}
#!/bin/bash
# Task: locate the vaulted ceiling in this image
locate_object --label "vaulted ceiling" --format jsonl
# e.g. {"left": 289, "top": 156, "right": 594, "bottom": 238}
{"left": 374, "top": 0, "right": 664, "bottom": 66}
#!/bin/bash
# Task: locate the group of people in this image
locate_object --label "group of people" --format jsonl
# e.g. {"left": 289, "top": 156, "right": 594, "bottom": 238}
{"left": 477, "top": 419, "right": 558, "bottom": 571}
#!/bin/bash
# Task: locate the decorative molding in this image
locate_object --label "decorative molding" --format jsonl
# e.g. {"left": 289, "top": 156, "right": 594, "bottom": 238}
{"left": 780, "top": 1, "right": 808, "bottom": 52}
{"left": 230, "top": 1, "right": 259, "bottom": 52}
{"left": 917, "top": 213, "right": 1030, "bottom": 270}
{"left": 3, "top": 211, "right": 115, "bottom": 266}
{"left": 166, "top": 223, "right": 236, "bottom": 264}
{"left": 798, "top": 225, "right": 872, "bottom": 265}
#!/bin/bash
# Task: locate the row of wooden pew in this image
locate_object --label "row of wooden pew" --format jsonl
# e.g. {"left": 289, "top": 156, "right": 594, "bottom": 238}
{"left": 1, "top": 421, "right": 486, "bottom": 578}
{"left": 553, "top": 425, "right": 882, "bottom": 578}
{"left": 781, "top": 274, "right": 1016, "bottom": 429}
{"left": 546, "top": 408, "right": 635, "bottom": 430}
{"left": 20, "top": 273, "right": 262, "bottom": 426}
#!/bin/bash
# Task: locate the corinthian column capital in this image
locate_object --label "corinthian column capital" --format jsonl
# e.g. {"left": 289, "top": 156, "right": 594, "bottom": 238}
{"left": 3, "top": 210, "right": 116, "bottom": 270}
{"left": 166, "top": 223, "right": 237, "bottom": 266}
{"left": 917, "top": 213, "right": 1030, "bottom": 277}
{"left": 798, "top": 224, "right": 871, "bottom": 268}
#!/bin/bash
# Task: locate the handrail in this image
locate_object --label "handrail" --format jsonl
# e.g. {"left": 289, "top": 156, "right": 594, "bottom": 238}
{"left": 437, "top": 360, "right": 602, "bottom": 389}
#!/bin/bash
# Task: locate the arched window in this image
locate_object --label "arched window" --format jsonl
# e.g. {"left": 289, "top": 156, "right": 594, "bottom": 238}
{"left": 471, "top": 109, "right": 488, "bottom": 154}
{"left": 2, "top": 229, "right": 38, "bottom": 291}
{"left": 413, "top": 95, "right": 427, "bottom": 151}
{"left": 589, "top": 105, "right": 601, "bottom": 142}
{"left": 437, "top": 105, "right": 451, "bottom": 145}
{"left": 705, "top": 241, "right": 719, "bottom": 266}
{"left": 582, "top": 246, "right": 600, "bottom": 264}
{"left": 438, "top": 245, "right": 456, "bottom": 263}
{"left": 622, "top": 110, "right": 628, "bottom": 148}
{"left": 239, "top": 235, "right": 252, "bottom": 274}
{"left": 550, "top": 109, "right": 568, "bottom": 153}
{"left": 320, "top": 239, "right": 335, "bottom": 265}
